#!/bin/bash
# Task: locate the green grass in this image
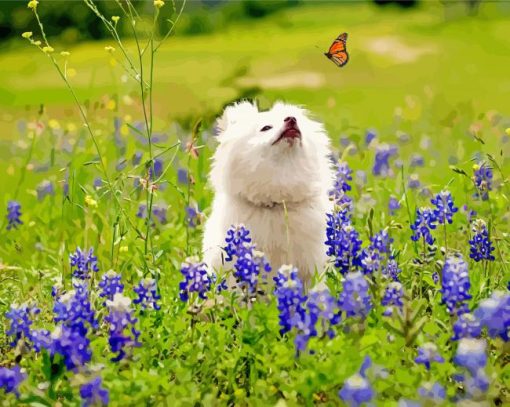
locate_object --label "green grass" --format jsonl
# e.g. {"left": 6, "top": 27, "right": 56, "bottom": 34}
{"left": 0, "top": 1, "right": 509, "bottom": 406}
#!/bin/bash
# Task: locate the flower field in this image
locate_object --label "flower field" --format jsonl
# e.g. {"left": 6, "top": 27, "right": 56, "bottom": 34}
{"left": 0, "top": 1, "right": 509, "bottom": 406}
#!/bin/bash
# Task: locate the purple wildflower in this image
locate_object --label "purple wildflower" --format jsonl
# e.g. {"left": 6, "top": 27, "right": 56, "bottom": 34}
{"left": 105, "top": 294, "right": 141, "bottom": 362}
{"left": 441, "top": 255, "right": 471, "bottom": 316}
{"left": 69, "top": 247, "right": 99, "bottom": 280}
{"left": 452, "top": 313, "right": 481, "bottom": 341}
{"left": 0, "top": 366, "right": 26, "bottom": 397}
{"left": 415, "top": 343, "right": 444, "bottom": 370}
{"left": 474, "top": 291, "right": 509, "bottom": 341}
{"left": 469, "top": 219, "right": 495, "bottom": 262}
{"left": 80, "top": 377, "right": 109, "bottom": 407}
{"left": 179, "top": 258, "right": 213, "bottom": 302}
{"left": 339, "top": 271, "right": 372, "bottom": 319}
{"left": 410, "top": 207, "right": 437, "bottom": 245}
{"left": 133, "top": 278, "right": 161, "bottom": 310}
{"left": 6, "top": 201, "right": 22, "bottom": 230}
{"left": 273, "top": 265, "right": 307, "bottom": 335}
{"left": 98, "top": 270, "right": 124, "bottom": 303}
{"left": 431, "top": 190, "right": 458, "bottom": 224}
{"left": 381, "top": 282, "right": 404, "bottom": 316}
{"left": 472, "top": 162, "right": 493, "bottom": 201}
{"left": 5, "top": 303, "right": 39, "bottom": 346}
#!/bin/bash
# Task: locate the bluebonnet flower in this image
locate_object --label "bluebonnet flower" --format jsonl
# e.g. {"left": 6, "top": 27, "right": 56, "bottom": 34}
{"left": 370, "top": 229, "right": 393, "bottom": 254}
{"left": 185, "top": 205, "right": 200, "bottom": 228}
{"left": 407, "top": 174, "right": 421, "bottom": 189}
{"left": 51, "top": 283, "right": 64, "bottom": 299}
{"left": 274, "top": 265, "right": 307, "bottom": 335}
{"left": 0, "top": 366, "right": 26, "bottom": 397}
{"left": 224, "top": 224, "right": 252, "bottom": 262}
{"left": 93, "top": 177, "right": 103, "bottom": 189}
{"left": 410, "top": 207, "right": 437, "bottom": 245}
{"left": 365, "top": 130, "right": 376, "bottom": 145}
{"left": 49, "top": 325, "right": 92, "bottom": 370}
{"left": 417, "top": 382, "right": 445, "bottom": 401}
{"left": 381, "top": 282, "right": 404, "bottom": 316}
{"left": 6, "top": 201, "right": 22, "bottom": 230}
{"left": 132, "top": 151, "right": 143, "bottom": 166}
{"left": 133, "top": 278, "right": 161, "bottom": 310}
{"left": 69, "top": 247, "right": 99, "bottom": 280}
{"left": 177, "top": 167, "right": 188, "bottom": 184}
{"left": 325, "top": 213, "right": 361, "bottom": 275}
{"left": 291, "top": 289, "right": 341, "bottom": 352}
{"left": 431, "top": 190, "right": 458, "bottom": 224}
{"left": 441, "top": 255, "right": 471, "bottom": 316}
{"left": 136, "top": 204, "right": 167, "bottom": 225}
{"left": 469, "top": 219, "right": 495, "bottom": 262}
{"left": 231, "top": 244, "right": 272, "bottom": 294}
{"left": 461, "top": 205, "right": 477, "bottom": 224}
{"left": 410, "top": 154, "right": 425, "bottom": 168}
{"left": 339, "top": 271, "right": 372, "bottom": 319}
{"left": 30, "top": 329, "right": 52, "bottom": 352}
{"left": 474, "top": 291, "right": 509, "bottom": 341}
{"left": 388, "top": 196, "right": 400, "bottom": 216}
{"left": 452, "top": 313, "right": 481, "bottom": 341}
{"left": 373, "top": 143, "right": 397, "bottom": 177}
{"left": 453, "top": 338, "right": 488, "bottom": 395}
{"left": 382, "top": 259, "right": 401, "bottom": 281}
{"left": 105, "top": 294, "right": 141, "bottom": 362}
{"left": 98, "top": 270, "right": 124, "bottom": 303}
{"left": 453, "top": 338, "right": 487, "bottom": 374}
{"left": 415, "top": 343, "right": 444, "bottom": 370}
{"left": 330, "top": 160, "right": 352, "bottom": 204}
{"left": 5, "top": 303, "right": 39, "bottom": 346}
{"left": 152, "top": 205, "right": 167, "bottom": 224}
{"left": 36, "top": 180, "right": 55, "bottom": 201}
{"left": 116, "top": 159, "right": 127, "bottom": 172}
{"left": 472, "top": 162, "right": 493, "bottom": 201}
{"left": 359, "top": 248, "right": 381, "bottom": 275}
{"left": 80, "top": 377, "right": 109, "bottom": 407}
{"left": 149, "top": 157, "right": 163, "bottom": 179}
{"left": 54, "top": 282, "right": 98, "bottom": 336}
{"left": 339, "top": 357, "right": 374, "bottom": 407}
{"left": 179, "top": 258, "right": 213, "bottom": 302}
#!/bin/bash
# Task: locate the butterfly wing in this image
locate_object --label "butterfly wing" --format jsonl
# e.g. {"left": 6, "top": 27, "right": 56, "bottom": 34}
{"left": 325, "top": 32, "right": 349, "bottom": 68}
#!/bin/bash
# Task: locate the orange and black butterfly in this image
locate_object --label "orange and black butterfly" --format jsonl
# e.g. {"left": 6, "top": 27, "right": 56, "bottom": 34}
{"left": 324, "top": 32, "right": 349, "bottom": 68}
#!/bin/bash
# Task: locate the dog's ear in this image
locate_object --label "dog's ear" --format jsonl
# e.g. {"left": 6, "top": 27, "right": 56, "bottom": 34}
{"left": 215, "top": 101, "right": 258, "bottom": 138}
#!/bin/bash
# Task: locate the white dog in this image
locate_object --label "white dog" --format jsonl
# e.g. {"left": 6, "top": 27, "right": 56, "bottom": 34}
{"left": 202, "top": 101, "right": 334, "bottom": 283}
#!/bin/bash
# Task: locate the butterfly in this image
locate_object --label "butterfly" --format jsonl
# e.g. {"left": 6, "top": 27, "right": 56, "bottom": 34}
{"left": 324, "top": 32, "right": 349, "bottom": 68}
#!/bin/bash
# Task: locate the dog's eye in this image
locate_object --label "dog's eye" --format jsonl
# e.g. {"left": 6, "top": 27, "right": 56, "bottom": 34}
{"left": 260, "top": 125, "right": 272, "bottom": 132}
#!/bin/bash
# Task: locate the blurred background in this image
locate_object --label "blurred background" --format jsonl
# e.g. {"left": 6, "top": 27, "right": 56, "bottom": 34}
{"left": 1, "top": 0, "right": 509, "bottom": 131}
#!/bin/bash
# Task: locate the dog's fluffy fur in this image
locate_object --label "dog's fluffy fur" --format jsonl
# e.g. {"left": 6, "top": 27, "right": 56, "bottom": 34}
{"left": 202, "top": 101, "right": 334, "bottom": 282}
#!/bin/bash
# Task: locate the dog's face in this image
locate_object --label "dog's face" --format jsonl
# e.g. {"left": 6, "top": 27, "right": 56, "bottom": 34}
{"left": 210, "top": 101, "right": 333, "bottom": 206}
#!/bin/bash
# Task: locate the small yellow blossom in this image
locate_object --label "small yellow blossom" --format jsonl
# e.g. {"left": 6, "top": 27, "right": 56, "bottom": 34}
{"left": 22, "top": 32, "right": 33, "bottom": 39}
{"left": 7, "top": 165, "right": 15, "bottom": 176}
{"left": 119, "top": 246, "right": 128, "bottom": 253}
{"left": 48, "top": 119, "right": 60, "bottom": 129}
{"left": 109, "top": 57, "right": 117, "bottom": 67}
{"left": 42, "top": 46, "right": 54, "bottom": 54}
{"left": 34, "top": 40, "right": 41, "bottom": 46}
{"left": 154, "top": 0, "right": 165, "bottom": 8}
{"left": 505, "top": 128, "right": 510, "bottom": 136}
{"left": 112, "top": 16, "right": 120, "bottom": 23}
{"left": 84, "top": 195, "right": 98, "bottom": 208}
{"left": 472, "top": 164, "right": 480, "bottom": 171}
{"left": 120, "top": 124, "right": 129, "bottom": 136}
{"left": 106, "top": 99, "right": 116, "bottom": 111}
{"left": 27, "top": 0, "right": 38, "bottom": 10}
{"left": 67, "top": 68, "right": 77, "bottom": 78}
{"left": 104, "top": 46, "right": 116, "bottom": 53}
{"left": 66, "top": 123, "right": 77, "bottom": 133}
{"left": 60, "top": 51, "right": 70, "bottom": 57}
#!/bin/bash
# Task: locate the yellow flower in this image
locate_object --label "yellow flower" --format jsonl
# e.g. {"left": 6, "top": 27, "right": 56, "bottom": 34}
{"left": 66, "top": 123, "right": 77, "bottom": 133}
{"left": 27, "top": 0, "right": 38, "bottom": 9}
{"left": 112, "top": 16, "right": 120, "bottom": 23}
{"left": 34, "top": 40, "right": 41, "bottom": 46}
{"left": 84, "top": 195, "right": 98, "bottom": 208}
{"left": 104, "top": 46, "right": 116, "bottom": 53}
{"left": 505, "top": 128, "right": 510, "bottom": 136}
{"left": 154, "top": 0, "right": 165, "bottom": 8}
{"left": 67, "top": 68, "right": 77, "bottom": 78}
{"left": 119, "top": 246, "right": 128, "bottom": 253}
{"left": 60, "top": 51, "right": 70, "bottom": 57}
{"left": 22, "top": 32, "right": 33, "bottom": 39}
{"left": 42, "top": 46, "right": 54, "bottom": 54}
{"left": 472, "top": 164, "right": 480, "bottom": 171}
{"left": 48, "top": 119, "right": 60, "bottom": 129}
{"left": 106, "top": 99, "right": 116, "bottom": 111}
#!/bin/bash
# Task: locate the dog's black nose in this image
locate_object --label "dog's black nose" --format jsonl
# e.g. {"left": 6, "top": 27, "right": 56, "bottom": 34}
{"left": 284, "top": 116, "right": 297, "bottom": 125}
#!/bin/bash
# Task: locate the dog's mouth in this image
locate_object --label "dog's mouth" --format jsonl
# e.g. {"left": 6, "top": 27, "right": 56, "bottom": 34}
{"left": 272, "top": 126, "right": 302, "bottom": 146}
